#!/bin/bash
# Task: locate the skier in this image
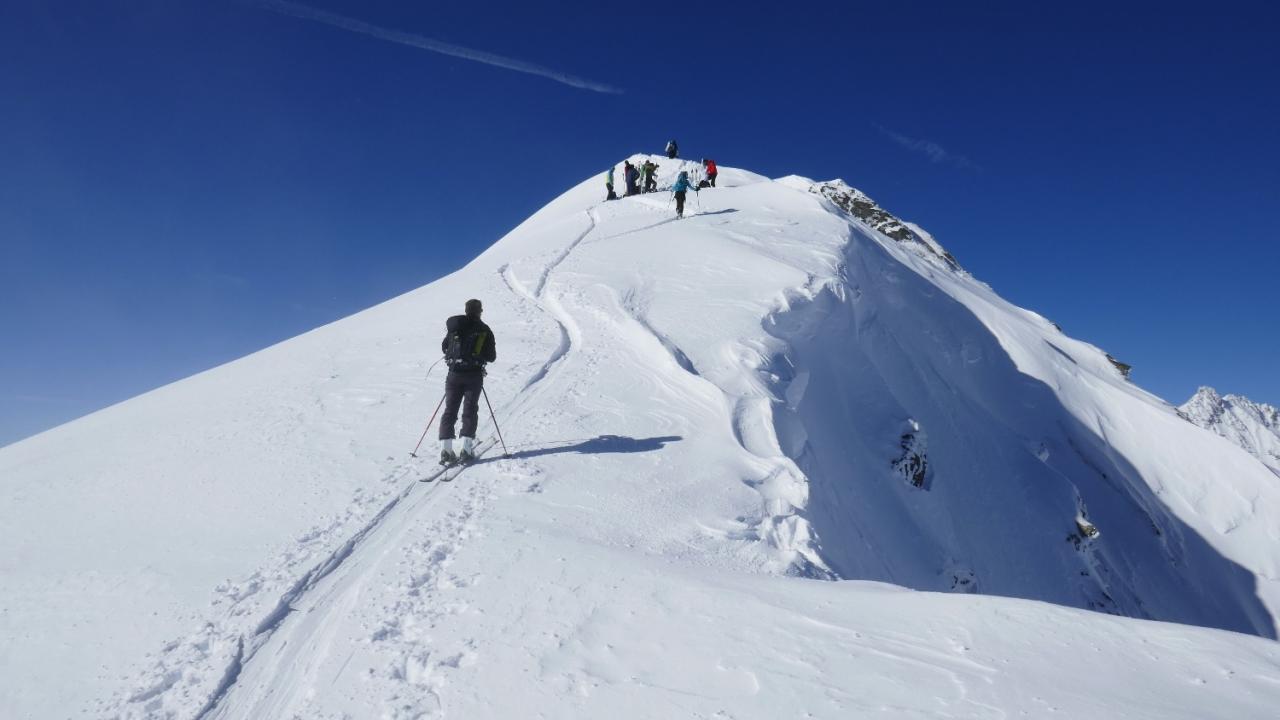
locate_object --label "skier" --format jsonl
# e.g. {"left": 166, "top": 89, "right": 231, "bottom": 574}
{"left": 703, "top": 158, "right": 718, "bottom": 187}
{"left": 605, "top": 165, "right": 617, "bottom": 200}
{"left": 642, "top": 160, "right": 659, "bottom": 193}
{"left": 624, "top": 160, "right": 640, "bottom": 196}
{"left": 665, "top": 139, "right": 679, "bottom": 159}
{"left": 438, "top": 299, "right": 497, "bottom": 465}
{"left": 671, "top": 170, "right": 696, "bottom": 219}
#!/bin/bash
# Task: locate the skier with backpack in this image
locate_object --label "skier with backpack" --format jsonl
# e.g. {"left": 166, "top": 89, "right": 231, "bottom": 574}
{"left": 671, "top": 170, "right": 696, "bottom": 219}
{"left": 605, "top": 165, "right": 617, "bottom": 200}
{"left": 702, "top": 158, "right": 718, "bottom": 187}
{"left": 642, "top": 160, "right": 659, "bottom": 193}
{"left": 438, "top": 299, "right": 497, "bottom": 465}
{"left": 665, "top": 139, "right": 679, "bottom": 159}
{"left": 624, "top": 160, "right": 640, "bottom": 196}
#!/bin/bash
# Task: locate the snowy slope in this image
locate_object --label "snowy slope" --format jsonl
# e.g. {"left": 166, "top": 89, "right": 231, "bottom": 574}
{"left": 2, "top": 155, "right": 1279, "bottom": 719}
{"left": 1182, "top": 386, "right": 1280, "bottom": 477}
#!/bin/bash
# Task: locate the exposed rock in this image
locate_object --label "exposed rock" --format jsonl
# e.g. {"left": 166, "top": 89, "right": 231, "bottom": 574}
{"left": 891, "top": 419, "right": 930, "bottom": 489}
{"left": 1106, "top": 353, "right": 1132, "bottom": 380}
{"left": 812, "top": 181, "right": 960, "bottom": 271}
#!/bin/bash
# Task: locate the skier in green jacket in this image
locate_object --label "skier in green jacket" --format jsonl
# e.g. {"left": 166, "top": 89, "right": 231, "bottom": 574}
{"left": 642, "top": 161, "right": 659, "bottom": 193}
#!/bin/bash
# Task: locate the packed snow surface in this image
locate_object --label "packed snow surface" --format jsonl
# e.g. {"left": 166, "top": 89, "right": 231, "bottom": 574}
{"left": 2, "top": 156, "right": 1279, "bottom": 719}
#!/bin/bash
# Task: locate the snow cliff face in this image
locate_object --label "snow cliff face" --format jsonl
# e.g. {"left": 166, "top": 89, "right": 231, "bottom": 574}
{"left": 767, "top": 175, "right": 1280, "bottom": 636}
{"left": 1181, "top": 387, "right": 1280, "bottom": 476}
{"left": 3, "top": 155, "right": 1280, "bottom": 719}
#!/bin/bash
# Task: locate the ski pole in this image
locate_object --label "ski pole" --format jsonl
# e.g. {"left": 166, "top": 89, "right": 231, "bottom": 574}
{"left": 409, "top": 393, "right": 447, "bottom": 457}
{"left": 424, "top": 355, "right": 445, "bottom": 381}
{"left": 481, "top": 387, "right": 510, "bottom": 457}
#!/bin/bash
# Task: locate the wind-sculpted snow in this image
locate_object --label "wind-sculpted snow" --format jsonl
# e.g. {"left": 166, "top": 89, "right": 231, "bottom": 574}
{"left": 764, "top": 214, "right": 1278, "bottom": 635}
{"left": 3, "top": 155, "right": 1280, "bottom": 719}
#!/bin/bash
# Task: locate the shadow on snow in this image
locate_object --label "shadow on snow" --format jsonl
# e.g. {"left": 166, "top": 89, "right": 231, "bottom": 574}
{"left": 488, "top": 434, "right": 682, "bottom": 462}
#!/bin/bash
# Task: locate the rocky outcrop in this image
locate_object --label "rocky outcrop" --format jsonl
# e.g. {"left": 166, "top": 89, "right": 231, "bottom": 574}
{"left": 812, "top": 180, "right": 960, "bottom": 271}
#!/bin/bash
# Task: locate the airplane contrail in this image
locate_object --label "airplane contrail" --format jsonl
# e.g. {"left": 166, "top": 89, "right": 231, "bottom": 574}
{"left": 247, "top": 0, "right": 623, "bottom": 94}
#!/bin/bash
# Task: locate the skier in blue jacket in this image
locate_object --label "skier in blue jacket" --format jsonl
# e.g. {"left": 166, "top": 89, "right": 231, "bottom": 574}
{"left": 671, "top": 170, "right": 696, "bottom": 218}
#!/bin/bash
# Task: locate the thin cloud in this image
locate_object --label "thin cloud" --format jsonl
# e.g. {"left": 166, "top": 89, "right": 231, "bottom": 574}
{"left": 15, "top": 394, "right": 69, "bottom": 405}
{"left": 246, "top": 0, "right": 623, "bottom": 94}
{"left": 875, "top": 125, "right": 980, "bottom": 171}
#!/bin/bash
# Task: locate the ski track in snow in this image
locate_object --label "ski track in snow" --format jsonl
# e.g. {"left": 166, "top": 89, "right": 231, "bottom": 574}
{"left": 101, "top": 453, "right": 430, "bottom": 720}
{"left": 106, "top": 210, "right": 603, "bottom": 719}
{"left": 197, "top": 445, "right": 501, "bottom": 720}
{"left": 502, "top": 208, "right": 595, "bottom": 398}
{"left": 199, "top": 206, "right": 604, "bottom": 716}
{"left": 533, "top": 209, "right": 597, "bottom": 299}
{"left": 189, "top": 455, "right": 483, "bottom": 719}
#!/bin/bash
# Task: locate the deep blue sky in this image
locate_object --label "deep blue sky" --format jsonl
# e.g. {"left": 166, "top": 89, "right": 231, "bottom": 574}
{"left": 3, "top": 1, "right": 1278, "bottom": 446}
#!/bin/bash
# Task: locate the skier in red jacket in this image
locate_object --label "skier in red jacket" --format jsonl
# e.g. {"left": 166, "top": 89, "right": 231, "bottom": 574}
{"left": 703, "top": 158, "right": 718, "bottom": 187}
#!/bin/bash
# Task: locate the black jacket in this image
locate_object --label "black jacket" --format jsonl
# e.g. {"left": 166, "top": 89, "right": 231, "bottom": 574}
{"left": 442, "top": 314, "right": 496, "bottom": 369}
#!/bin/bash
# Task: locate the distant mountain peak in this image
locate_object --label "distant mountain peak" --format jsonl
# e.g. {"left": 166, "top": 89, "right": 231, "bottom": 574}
{"left": 1181, "top": 387, "right": 1280, "bottom": 475}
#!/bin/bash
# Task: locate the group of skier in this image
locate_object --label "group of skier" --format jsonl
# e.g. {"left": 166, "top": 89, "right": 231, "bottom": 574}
{"left": 607, "top": 159, "right": 662, "bottom": 199}
{"left": 425, "top": 144, "right": 724, "bottom": 464}
{"left": 604, "top": 140, "right": 721, "bottom": 220}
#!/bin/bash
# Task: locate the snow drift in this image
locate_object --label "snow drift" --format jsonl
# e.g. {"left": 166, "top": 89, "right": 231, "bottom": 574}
{"left": 2, "top": 155, "right": 1279, "bottom": 719}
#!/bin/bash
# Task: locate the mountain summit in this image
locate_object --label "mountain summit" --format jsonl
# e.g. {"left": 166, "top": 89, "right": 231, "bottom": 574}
{"left": 1181, "top": 386, "right": 1280, "bottom": 476}
{"left": 3, "top": 156, "right": 1279, "bottom": 719}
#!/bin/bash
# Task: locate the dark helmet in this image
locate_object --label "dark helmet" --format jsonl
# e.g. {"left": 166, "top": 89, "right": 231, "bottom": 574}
{"left": 464, "top": 298, "right": 483, "bottom": 317}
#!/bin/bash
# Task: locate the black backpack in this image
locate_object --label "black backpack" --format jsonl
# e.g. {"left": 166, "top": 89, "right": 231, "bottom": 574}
{"left": 445, "top": 322, "right": 490, "bottom": 370}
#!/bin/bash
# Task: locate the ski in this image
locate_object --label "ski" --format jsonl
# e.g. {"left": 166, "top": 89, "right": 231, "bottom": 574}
{"left": 418, "top": 437, "right": 498, "bottom": 482}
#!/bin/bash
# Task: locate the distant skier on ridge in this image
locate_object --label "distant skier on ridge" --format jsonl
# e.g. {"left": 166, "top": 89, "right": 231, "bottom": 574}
{"left": 605, "top": 165, "right": 617, "bottom": 201}
{"left": 438, "top": 299, "right": 496, "bottom": 465}
{"left": 671, "top": 170, "right": 696, "bottom": 219}
{"left": 642, "top": 160, "right": 659, "bottom": 193}
{"left": 665, "top": 139, "right": 679, "bottom": 159}
{"left": 702, "top": 158, "right": 718, "bottom": 187}
{"left": 624, "top": 160, "right": 640, "bottom": 196}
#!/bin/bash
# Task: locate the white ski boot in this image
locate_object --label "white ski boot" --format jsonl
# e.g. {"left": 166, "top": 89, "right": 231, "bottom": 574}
{"left": 459, "top": 436, "right": 477, "bottom": 464}
{"left": 439, "top": 438, "right": 457, "bottom": 466}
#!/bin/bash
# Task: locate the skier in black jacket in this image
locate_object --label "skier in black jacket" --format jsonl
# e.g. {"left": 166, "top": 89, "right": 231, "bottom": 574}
{"left": 438, "top": 298, "right": 497, "bottom": 464}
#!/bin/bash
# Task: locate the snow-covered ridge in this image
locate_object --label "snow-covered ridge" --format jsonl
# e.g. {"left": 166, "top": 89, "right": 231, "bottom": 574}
{"left": 811, "top": 179, "right": 961, "bottom": 271}
{"left": 760, "top": 177, "right": 1280, "bottom": 634}
{"left": 3, "top": 156, "right": 1280, "bottom": 719}
{"left": 1182, "top": 386, "right": 1280, "bottom": 476}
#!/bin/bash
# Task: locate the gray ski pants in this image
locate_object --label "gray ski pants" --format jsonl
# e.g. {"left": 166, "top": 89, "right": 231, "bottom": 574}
{"left": 439, "top": 370, "right": 484, "bottom": 440}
